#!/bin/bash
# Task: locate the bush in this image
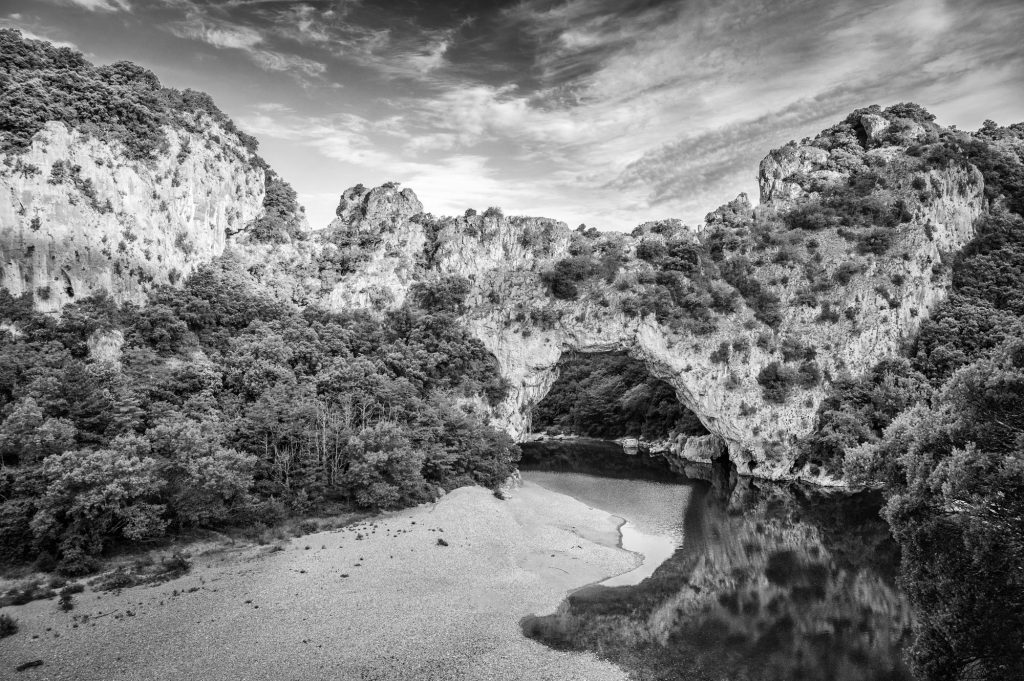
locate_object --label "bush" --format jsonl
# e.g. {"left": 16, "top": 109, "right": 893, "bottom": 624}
{"left": 249, "top": 172, "right": 305, "bottom": 243}
{"left": 833, "top": 262, "right": 864, "bottom": 285}
{"left": 31, "top": 448, "right": 167, "bottom": 563}
{"left": 857, "top": 228, "right": 894, "bottom": 255}
{"left": 410, "top": 275, "right": 471, "bottom": 313}
{"left": 541, "top": 256, "right": 598, "bottom": 300}
{"left": 0, "top": 612, "right": 17, "bottom": 638}
{"left": 710, "top": 342, "right": 731, "bottom": 364}
{"left": 636, "top": 239, "right": 668, "bottom": 263}
{"left": 757, "top": 361, "right": 800, "bottom": 403}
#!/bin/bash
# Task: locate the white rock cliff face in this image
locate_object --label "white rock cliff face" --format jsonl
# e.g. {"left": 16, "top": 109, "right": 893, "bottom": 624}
{"left": 298, "top": 145, "right": 984, "bottom": 484}
{"left": 0, "top": 121, "right": 266, "bottom": 312}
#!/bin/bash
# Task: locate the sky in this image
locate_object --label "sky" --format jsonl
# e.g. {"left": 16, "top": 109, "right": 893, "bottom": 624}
{"left": 4, "top": 0, "right": 1024, "bottom": 232}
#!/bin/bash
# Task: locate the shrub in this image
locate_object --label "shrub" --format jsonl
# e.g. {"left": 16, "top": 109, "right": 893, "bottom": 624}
{"left": 797, "top": 360, "right": 821, "bottom": 387}
{"left": 541, "top": 256, "right": 598, "bottom": 301}
{"left": 410, "top": 275, "right": 472, "bottom": 313}
{"left": 0, "top": 613, "right": 17, "bottom": 638}
{"left": 817, "top": 301, "right": 841, "bottom": 323}
{"left": 482, "top": 206, "right": 503, "bottom": 219}
{"left": 833, "top": 262, "right": 864, "bottom": 285}
{"left": 250, "top": 172, "right": 305, "bottom": 243}
{"left": 636, "top": 239, "right": 668, "bottom": 263}
{"left": 710, "top": 342, "right": 731, "bottom": 364}
{"left": 857, "top": 228, "right": 895, "bottom": 255}
{"left": 48, "top": 160, "right": 66, "bottom": 184}
{"left": 757, "top": 361, "right": 800, "bottom": 403}
{"left": 31, "top": 448, "right": 167, "bottom": 563}
{"left": 781, "top": 338, "right": 816, "bottom": 362}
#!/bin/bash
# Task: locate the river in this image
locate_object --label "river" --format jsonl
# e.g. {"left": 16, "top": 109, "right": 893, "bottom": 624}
{"left": 522, "top": 468, "right": 914, "bottom": 681}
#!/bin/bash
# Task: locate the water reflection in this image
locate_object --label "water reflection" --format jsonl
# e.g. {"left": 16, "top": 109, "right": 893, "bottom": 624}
{"left": 523, "top": 476, "right": 913, "bottom": 681}
{"left": 522, "top": 470, "right": 691, "bottom": 587}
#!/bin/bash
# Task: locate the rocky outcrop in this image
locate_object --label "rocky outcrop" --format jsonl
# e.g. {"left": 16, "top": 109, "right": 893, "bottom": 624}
{"left": 294, "top": 113, "right": 984, "bottom": 484}
{"left": 0, "top": 107, "right": 988, "bottom": 485}
{"left": 0, "top": 121, "right": 268, "bottom": 312}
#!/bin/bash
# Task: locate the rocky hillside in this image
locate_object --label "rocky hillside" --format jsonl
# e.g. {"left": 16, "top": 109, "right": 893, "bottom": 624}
{"left": 259, "top": 105, "right": 985, "bottom": 484}
{"left": 0, "top": 35, "right": 1005, "bottom": 484}
{"left": 0, "top": 29, "right": 305, "bottom": 313}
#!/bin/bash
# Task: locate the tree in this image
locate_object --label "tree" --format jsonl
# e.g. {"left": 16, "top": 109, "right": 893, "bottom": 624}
{"left": 30, "top": 446, "right": 166, "bottom": 569}
{"left": 846, "top": 342, "right": 1024, "bottom": 680}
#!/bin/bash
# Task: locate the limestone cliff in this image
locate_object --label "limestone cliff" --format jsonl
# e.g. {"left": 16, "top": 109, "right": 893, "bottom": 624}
{"left": 0, "top": 121, "right": 267, "bottom": 312}
{"left": 0, "top": 69, "right": 989, "bottom": 484}
{"left": 277, "top": 108, "right": 985, "bottom": 485}
{"left": 0, "top": 28, "right": 304, "bottom": 314}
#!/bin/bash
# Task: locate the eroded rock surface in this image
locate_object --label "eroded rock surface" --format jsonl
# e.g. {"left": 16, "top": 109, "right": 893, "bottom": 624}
{"left": 0, "top": 121, "right": 268, "bottom": 312}
{"left": 283, "top": 136, "right": 982, "bottom": 482}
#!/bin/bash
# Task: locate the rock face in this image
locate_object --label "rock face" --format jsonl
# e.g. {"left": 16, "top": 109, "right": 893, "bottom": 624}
{"left": 0, "top": 121, "right": 267, "bottom": 312}
{"left": 0, "top": 107, "right": 989, "bottom": 484}
{"left": 289, "top": 113, "right": 984, "bottom": 484}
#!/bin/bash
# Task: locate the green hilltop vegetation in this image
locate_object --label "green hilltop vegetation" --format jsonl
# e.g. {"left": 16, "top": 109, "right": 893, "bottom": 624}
{"left": 1, "top": 28, "right": 1024, "bottom": 680}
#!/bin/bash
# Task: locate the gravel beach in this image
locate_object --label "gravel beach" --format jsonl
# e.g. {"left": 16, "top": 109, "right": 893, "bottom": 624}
{"left": 0, "top": 482, "right": 636, "bottom": 680}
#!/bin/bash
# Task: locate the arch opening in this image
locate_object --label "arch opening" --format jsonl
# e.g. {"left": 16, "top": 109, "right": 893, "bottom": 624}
{"left": 519, "top": 351, "right": 729, "bottom": 481}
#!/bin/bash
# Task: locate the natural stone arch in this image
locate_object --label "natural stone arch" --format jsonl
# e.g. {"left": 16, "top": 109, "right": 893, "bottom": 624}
{"left": 296, "top": 157, "right": 984, "bottom": 485}
{"left": 467, "top": 309, "right": 748, "bottom": 475}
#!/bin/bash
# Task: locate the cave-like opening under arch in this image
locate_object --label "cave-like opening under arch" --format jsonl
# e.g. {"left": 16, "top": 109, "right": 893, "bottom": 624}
{"left": 518, "top": 351, "right": 733, "bottom": 483}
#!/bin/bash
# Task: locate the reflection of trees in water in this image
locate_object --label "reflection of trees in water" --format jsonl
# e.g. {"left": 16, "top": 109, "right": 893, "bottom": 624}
{"left": 523, "top": 478, "right": 913, "bottom": 681}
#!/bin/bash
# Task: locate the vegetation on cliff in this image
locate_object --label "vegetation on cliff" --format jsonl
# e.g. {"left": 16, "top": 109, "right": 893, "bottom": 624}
{"left": 0, "top": 259, "right": 516, "bottom": 575}
{"left": 801, "top": 114, "right": 1024, "bottom": 680}
{"left": 0, "top": 28, "right": 302, "bottom": 243}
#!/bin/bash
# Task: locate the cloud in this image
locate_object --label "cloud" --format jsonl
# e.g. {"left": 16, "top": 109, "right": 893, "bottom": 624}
{"left": 58, "top": 0, "right": 131, "bottom": 12}
{"left": 98, "top": 0, "right": 1020, "bottom": 231}
{"left": 170, "top": 18, "right": 261, "bottom": 50}
{"left": 166, "top": 10, "right": 326, "bottom": 80}
{"left": 248, "top": 49, "right": 326, "bottom": 77}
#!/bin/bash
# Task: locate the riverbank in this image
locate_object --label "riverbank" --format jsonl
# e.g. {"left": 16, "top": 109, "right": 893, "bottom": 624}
{"left": 0, "top": 483, "right": 636, "bottom": 681}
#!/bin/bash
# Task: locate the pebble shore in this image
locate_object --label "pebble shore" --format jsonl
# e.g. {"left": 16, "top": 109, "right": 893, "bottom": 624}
{"left": 1, "top": 482, "right": 637, "bottom": 680}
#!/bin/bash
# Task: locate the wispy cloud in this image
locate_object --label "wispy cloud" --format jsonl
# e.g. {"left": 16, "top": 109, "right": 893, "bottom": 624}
{"left": 18, "top": 0, "right": 1023, "bottom": 231}
{"left": 56, "top": 0, "right": 131, "bottom": 12}
{"left": 165, "top": 6, "right": 327, "bottom": 81}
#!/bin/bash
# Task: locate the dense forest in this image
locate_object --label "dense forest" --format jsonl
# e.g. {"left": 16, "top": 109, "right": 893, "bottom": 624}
{"left": 531, "top": 352, "right": 708, "bottom": 440}
{"left": 0, "top": 260, "right": 516, "bottom": 576}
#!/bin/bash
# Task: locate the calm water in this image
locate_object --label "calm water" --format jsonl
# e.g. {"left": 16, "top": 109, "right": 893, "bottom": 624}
{"left": 523, "top": 470, "right": 913, "bottom": 681}
{"left": 523, "top": 470, "right": 691, "bottom": 586}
